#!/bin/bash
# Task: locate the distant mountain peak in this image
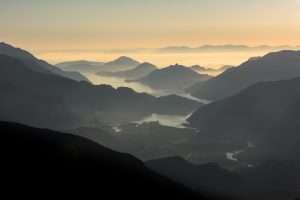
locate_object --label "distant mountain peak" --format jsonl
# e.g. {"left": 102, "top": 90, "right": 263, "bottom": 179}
{"left": 136, "top": 62, "right": 157, "bottom": 69}
{"left": 97, "top": 56, "right": 140, "bottom": 72}
{"left": 140, "top": 62, "right": 154, "bottom": 66}
{"left": 114, "top": 56, "right": 139, "bottom": 63}
{"left": 105, "top": 56, "right": 140, "bottom": 66}
{"left": 118, "top": 56, "right": 132, "bottom": 59}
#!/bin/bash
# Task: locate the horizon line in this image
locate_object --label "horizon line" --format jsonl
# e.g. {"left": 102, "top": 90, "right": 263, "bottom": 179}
{"left": 31, "top": 44, "right": 300, "bottom": 53}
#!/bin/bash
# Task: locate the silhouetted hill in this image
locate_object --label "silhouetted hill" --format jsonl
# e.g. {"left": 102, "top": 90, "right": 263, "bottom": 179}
{"left": 0, "top": 55, "right": 202, "bottom": 130}
{"left": 131, "top": 64, "right": 211, "bottom": 92}
{"left": 0, "top": 121, "right": 216, "bottom": 199}
{"left": 189, "top": 50, "right": 300, "bottom": 100}
{"left": 188, "top": 77, "right": 300, "bottom": 161}
{"left": 0, "top": 42, "right": 88, "bottom": 82}
{"left": 56, "top": 60, "right": 104, "bottom": 73}
{"left": 97, "top": 56, "right": 140, "bottom": 72}
{"left": 97, "top": 62, "right": 157, "bottom": 79}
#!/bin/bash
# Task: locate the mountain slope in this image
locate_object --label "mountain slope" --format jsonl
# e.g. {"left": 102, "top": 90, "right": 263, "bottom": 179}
{"left": 188, "top": 77, "right": 300, "bottom": 160}
{"left": 0, "top": 42, "right": 88, "bottom": 82}
{"left": 189, "top": 50, "right": 300, "bottom": 100}
{"left": 97, "top": 62, "right": 157, "bottom": 79}
{"left": 1, "top": 121, "right": 214, "bottom": 199}
{"left": 132, "top": 64, "right": 211, "bottom": 92}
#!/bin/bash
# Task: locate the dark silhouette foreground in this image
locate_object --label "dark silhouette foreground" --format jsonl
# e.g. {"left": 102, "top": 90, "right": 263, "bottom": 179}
{"left": 0, "top": 121, "right": 222, "bottom": 199}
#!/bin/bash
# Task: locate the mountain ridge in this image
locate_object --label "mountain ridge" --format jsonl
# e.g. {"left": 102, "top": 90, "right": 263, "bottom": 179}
{"left": 189, "top": 50, "right": 300, "bottom": 100}
{"left": 0, "top": 42, "right": 89, "bottom": 82}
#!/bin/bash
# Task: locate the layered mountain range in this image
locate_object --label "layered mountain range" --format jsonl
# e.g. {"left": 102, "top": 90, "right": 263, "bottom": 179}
{"left": 2, "top": 42, "right": 300, "bottom": 199}
{"left": 0, "top": 44, "right": 202, "bottom": 130}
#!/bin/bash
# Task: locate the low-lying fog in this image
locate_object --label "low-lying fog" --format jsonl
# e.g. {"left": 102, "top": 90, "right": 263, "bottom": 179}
{"left": 85, "top": 73, "right": 210, "bottom": 100}
{"left": 84, "top": 73, "right": 208, "bottom": 128}
{"left": 85, "top": 73, "right": 157, "bottom": 95}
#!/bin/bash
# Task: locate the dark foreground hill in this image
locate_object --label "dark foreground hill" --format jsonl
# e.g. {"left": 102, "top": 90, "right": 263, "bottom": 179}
{"left": 147, "top": 157, "right": 300, "bottom": 200}
{"left": 147, "top": 157, "right": 241, "bottom": 195}
{"left": 0, "top": 121, "right": 219, "bottom": 199}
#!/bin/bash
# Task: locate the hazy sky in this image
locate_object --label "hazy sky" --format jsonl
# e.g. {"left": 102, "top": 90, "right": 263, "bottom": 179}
{"left": 1, "top": 0, "right": 300, "bottom": 65}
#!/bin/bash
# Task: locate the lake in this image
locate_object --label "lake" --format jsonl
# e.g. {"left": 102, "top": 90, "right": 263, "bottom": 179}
{"left": 85, "top": 73, "right": 209, "bottom": 129}
{"left": 135, "top": 113, "right": 192, "bottom": 129}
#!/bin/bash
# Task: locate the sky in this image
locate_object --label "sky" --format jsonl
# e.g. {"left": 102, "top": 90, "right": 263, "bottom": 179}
{"left": 1, "top": 0, "right": 300, "bottom": 66}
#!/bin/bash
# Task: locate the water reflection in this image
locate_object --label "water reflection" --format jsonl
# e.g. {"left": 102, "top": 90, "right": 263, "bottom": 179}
{"left": 135, "top": 113, "right": 191, "bottom": 129}
{"left": 176, "top": 93, "right": 211, "bottom": 104}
